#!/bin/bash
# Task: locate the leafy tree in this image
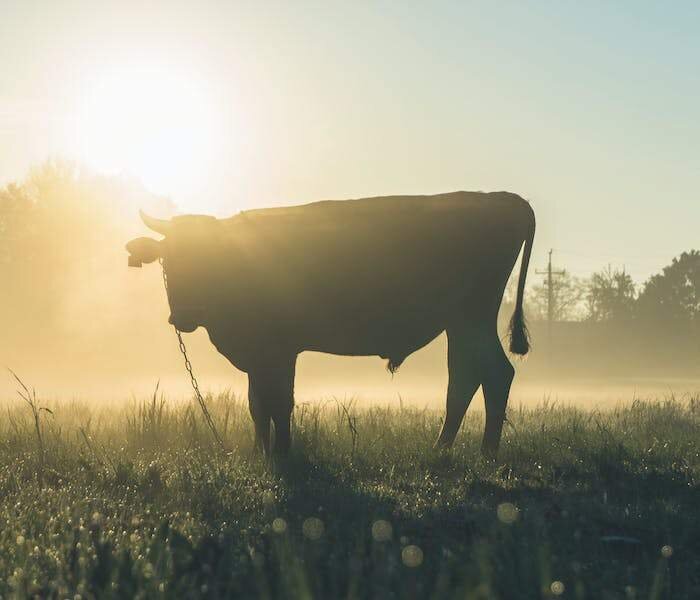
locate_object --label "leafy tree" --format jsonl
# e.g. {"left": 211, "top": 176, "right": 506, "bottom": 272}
{"left": 0, "top": 159, "right": 173, "bottom": 332}
{"left": 637, "top": 251, "right": 700, "bottom": 325}
{"left": 530, "top": 270, "right": 586, "bottom": 322}
{"left": 585, "top": 266, "right": 636, "bottom": 322}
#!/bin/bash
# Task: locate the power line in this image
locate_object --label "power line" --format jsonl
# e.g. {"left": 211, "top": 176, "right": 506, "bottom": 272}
{"left": 554, "top": 249, "right": 675, "bottom": 263}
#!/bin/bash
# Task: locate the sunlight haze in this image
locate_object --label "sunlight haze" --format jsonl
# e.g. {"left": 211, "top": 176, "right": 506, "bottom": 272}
{"left": 75, "top": 61, "right": 223, "bottom": 198}
{"left": 2, "top": 4, "right": 700, "bottom": 595}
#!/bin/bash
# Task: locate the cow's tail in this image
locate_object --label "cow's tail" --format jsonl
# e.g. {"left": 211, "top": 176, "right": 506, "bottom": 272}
{"left": 509, "top": 204, "right": 536, "bottom": 355}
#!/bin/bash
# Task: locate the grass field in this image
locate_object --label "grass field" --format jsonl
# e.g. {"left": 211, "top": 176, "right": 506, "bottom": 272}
{"left": 0, "top": 389, "right": 698, "bottom": 599}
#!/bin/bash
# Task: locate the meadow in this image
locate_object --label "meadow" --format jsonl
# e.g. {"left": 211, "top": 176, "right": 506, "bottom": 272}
{"left": 0, "top": 388, "right": 698, "bottom": 599}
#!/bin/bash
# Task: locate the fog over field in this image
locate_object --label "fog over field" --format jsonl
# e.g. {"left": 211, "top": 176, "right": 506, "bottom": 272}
{"left": 2, "top": 164, "right": 699, "bottom": 408}
{"left": 6, "top": 336, "right": 700, "bottom": 411}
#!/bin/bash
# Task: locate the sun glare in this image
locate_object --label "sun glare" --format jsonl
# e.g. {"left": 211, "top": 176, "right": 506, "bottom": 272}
{"left": 77, "top": 63, "right": 221, "bottom": 198}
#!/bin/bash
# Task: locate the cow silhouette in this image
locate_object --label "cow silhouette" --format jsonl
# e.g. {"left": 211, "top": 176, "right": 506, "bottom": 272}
{"left": 126, "top": 191, "right": 535, "bottom": 457}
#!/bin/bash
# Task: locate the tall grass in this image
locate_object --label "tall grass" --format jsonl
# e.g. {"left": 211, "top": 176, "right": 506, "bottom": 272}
{"left": 0, "top": 392, "right": 698, "bottom": 598}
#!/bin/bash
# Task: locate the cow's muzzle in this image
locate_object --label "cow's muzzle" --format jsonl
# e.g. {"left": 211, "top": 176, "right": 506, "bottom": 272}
{"left": 126, "top": 237, "right": 162, "bottom": 267}
{"left": 169, "top": 308, "right": 206, "bottom": 333}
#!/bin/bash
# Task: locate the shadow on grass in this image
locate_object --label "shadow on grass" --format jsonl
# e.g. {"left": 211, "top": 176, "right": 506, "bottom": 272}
{"left": 232, "top": 444, "right": 696, "bottom": 600}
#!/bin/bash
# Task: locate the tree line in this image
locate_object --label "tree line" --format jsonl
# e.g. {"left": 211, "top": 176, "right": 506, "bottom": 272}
{"left": 0, "top": 160, "right": 172, "bottom": 341}
{"left": 507, "top": 255, "right": 700, "bottom": 331}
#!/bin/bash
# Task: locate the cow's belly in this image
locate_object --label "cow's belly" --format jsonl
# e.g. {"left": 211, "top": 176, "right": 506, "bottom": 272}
{"left": 304, "top": 318, "right": 445, "bottom": 357}
{"left": 297, "top": 302, "right": 450, "bottom": 368}
{"left": 205, "top": 302, "right": 450, "bottom": 373}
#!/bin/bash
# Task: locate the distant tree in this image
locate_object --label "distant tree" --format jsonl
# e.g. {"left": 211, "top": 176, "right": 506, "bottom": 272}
{"left": 585, "top": 266, "right": 636, "bottom": 322}
{"left": 530, "top": 270, "right": 586, "bottom": 322}
{"left": 0, "top": 182, "right": 33, "bottom": 265}
{"left": 637, "top": 251, "right": 700, "bottom": 325}
{"left": 0, "top": 159, "right": 173, "bottom": 331}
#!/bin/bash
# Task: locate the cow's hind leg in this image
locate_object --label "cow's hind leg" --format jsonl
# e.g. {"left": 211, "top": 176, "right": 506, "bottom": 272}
{"left": 481, "top": 339, "right": 515, "bottom": 458}
{"left": 435, "top": 325, "right": 483, "bottom": 449}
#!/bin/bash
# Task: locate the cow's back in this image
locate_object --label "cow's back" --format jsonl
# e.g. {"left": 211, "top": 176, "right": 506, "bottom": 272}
{"left": 226, "top": 191, "right": 526, "bottom": 291}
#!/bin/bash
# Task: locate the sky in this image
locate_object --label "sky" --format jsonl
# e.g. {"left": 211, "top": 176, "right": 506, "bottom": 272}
{"left": 1, "top": 1, "right": 698, "bottom": 283}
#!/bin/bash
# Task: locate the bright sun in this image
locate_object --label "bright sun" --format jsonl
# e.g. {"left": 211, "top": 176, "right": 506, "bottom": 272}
{"left": 77, "top": 63, "right": 221, "bottom": 198}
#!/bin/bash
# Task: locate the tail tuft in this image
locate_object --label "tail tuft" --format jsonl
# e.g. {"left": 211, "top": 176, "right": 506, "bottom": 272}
{"left": 508, "top": 306, "right": 530, "bottom": 355}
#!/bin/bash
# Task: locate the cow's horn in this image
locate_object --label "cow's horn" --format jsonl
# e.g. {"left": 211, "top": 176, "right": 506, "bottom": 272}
{"left": 140, "top": 210, "right": 172, "bottom": 235}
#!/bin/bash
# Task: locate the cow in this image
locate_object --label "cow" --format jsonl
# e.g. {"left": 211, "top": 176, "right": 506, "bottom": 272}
{"left": 126, "top": 191, "right": 535, "bottom": 458}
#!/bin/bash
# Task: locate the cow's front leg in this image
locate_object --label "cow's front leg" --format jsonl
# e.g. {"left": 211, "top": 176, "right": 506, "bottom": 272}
{"left": 248, "top": 377, "right": 271, "bottom": 455}
{"left": 247, "top": 354, "right": 297, "bottom": 458}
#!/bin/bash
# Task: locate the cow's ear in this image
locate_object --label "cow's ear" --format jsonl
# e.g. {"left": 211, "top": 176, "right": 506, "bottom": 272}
{"left": 126, "top": 237, "right": 162, "bottom": 267}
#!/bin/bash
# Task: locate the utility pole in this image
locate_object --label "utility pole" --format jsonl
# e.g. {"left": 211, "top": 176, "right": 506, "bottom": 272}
{"left": 536, "top": 249, "right": 565, "bottom": 348}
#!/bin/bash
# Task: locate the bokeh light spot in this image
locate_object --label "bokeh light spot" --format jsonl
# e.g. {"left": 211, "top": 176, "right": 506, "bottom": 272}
{"left": 551, "top": 581, "right": 565, "bottom": 595}
{"left": 371, "top": 520, "right": 393, "bottom": 542}
{"left": 302, "top": 517, "right": 324, "bottom": 540}
{"left": 272, "top": 518, "right": 287, "bottom": 534}
{"left": 497, "top": 502, "right": 519, "bottom": 524}
{"left": 401, "top": 545, "right": 423, "bottom": 568}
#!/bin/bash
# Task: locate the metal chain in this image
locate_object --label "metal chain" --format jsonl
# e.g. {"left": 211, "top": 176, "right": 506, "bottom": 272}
{"left": 160, "top": 259, "right": 225, "bottom": 450}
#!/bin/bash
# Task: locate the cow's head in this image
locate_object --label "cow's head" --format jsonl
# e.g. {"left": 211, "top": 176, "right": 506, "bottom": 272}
{"left": 126, "top": 211, "right": 220, "bottom": 333}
